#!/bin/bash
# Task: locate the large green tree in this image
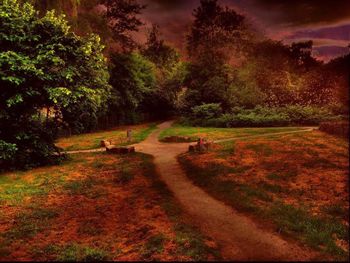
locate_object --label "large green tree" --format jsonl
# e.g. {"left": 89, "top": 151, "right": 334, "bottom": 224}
{"left": 106, "top": 52, "right": 156, "bottom": 125}
{"left": 0, "top": 0, "right": 111, "bottom": 169}
{"left": 142, "top": 25, "right": 187, "bottom": 118}
{"left": 184, "top": 0, "right": 246, "bottom": 112}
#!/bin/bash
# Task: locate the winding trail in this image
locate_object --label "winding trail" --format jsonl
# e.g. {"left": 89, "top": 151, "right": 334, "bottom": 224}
{"left": 133, "top": 121, "right": 318, "bottom": 261}
{"left": 67, "top": 121, "right": 318, "bottom": 260}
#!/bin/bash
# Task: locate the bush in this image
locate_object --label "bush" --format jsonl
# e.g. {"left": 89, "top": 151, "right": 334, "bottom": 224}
{"left": 0, "top": 119, "right": 64, "bottom": 171}
{"left": 212, "top": 110, "right": 290, "bottom": 127}
{"left": 191, "top": 103, "right": 223, "bottom": 119}
{"left": 281, "top": 105, "right": 337, "bottom": 125}
{"left": 184, "top": 105, "right": 341, "bottom": 127}
{"left": 0, "top": 140, "right": 17, "bottom": 161}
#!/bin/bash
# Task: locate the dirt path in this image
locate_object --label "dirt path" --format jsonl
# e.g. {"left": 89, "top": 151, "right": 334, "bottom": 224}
{"left": 133, "top": 121, "right": 318, "bottom": 261}
{"left": 65, "top": 125, "right": 316, "bottom": 155}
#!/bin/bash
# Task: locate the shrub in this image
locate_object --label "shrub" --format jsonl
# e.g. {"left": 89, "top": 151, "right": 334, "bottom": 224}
{"left": 0, "top": 140, "right": 17, "bottom": 161}
{"left": 281, "top": 105, "right": 337, "bottom": 125}
{"left": 184, "top": 105, "right": 341, "bottom": 127}
{"left": 191, "top": 103, "right": 223, "bottom": 120}
{"left": 224, "top": 111, "right": 290, "bottom": 127}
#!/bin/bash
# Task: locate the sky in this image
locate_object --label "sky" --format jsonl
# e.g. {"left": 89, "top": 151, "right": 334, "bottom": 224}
{"left": 136, "top": 0, "right": 350, "bottom": 61}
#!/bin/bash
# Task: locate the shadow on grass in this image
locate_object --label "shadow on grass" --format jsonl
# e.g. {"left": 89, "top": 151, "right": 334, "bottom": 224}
{"left": 139, "top": 153, "right": 222, "bottom": 261}
{"left": 178, "top": 153, "right": 349, "bottom": 261}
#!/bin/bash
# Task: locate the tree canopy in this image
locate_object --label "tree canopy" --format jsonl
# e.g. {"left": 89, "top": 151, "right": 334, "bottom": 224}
{"left": 0, "top": 0, "right": 110, "bottom": 169}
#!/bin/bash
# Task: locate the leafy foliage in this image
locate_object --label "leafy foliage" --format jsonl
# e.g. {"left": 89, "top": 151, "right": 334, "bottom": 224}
{"left": 182, "top": 0, "right": 347, "bottom": 117}
{"left": 191, "top": 103, "right": 223, "bottom": 120}
{"left": 142, "top": 24, "right": 187, "bottom": 118}
{"left": 187, "top": 0, "right": 246, "bottom": 63}
{"left": 186, "top": 105, "right": 339, "bottom": 127}
{"left": 0, "top": 0, "right": 110, "bottom": 169}
{"left": 107, "top": 52, "right": 156, "bottom": 124}
{"left": 183, "top": 0, "right": 247, "bottom": 112}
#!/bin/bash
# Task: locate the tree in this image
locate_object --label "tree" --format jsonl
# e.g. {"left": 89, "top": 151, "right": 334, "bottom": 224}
{"left": 107, "top": 52, "right": 156, "bottom": 124}
{"left": 141, "top": 24, "right": 186, "bottom": 117}
{"left": 29, "top": 0, "right": 81, "bottom": 17}
{"left": 240, "top": 39, "right": 327, "bottom": 107}
{"left": 187, "top": 0, "right": 245, "bottom": 64}
{"left": 101, "top": 0, "right": 145, "bottom": 50}
{"left": 0, "top": 0, "right": 110, "bottom": 169}
{"left": 184, "top": 0, "right": 246, "bottom": 112}
{"left": 143, "top": 24, "right": 180, "bottom": 69}
{"left": 323, "top": 53, "right": 350, "bottom": 113}
{"left": 289, "top": 41, "right": 318, "bottom": 70}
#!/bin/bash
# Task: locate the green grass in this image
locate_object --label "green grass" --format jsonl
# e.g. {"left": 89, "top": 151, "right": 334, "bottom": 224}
{"left": 269, "top": 202, "right": 349, "bottom": 260}
{"left": 57, "top": 243, "right": 108, "bottom": 261}
{"left": 31, "top": 244, "right": 61, "bottom": 261}
{"left": 178, "top": 155, "right": 271, "bottom": 213}
{"left": 141, "top": 233, "right": 166, "bottom": 259}
{"left": 63, "top": 176, "right": 105, "bottom": 199}
{"left": 113, "top": 162, "right": 135, "bottom": 184}
{"left": 260, "top": 181, "right": 285, "bottom": 193}
{"left": 120, "top": 124, "right": 157, "bottom": 146}
{"left": 216, "top": 141, "right": 236, "bottom": 158}
{"left": 56, "top": 123, "right": 157, "bottom": 151}
{"left": 173, "top": 222, "right": 220, "bottom": 261}
{"left": 63, "top": 177, "right": 94, "bottom": 194}
{"left": 2, "top": 207, "right": 59, "bottom": 241}
{"left": 159, "top": 123, "right": 308, "bottom": 142}
{"left": 321, "top": 204, "right": 349, "bottom": 220}
{"left": 0, "top": 170, "right": 67, "bottom": 205}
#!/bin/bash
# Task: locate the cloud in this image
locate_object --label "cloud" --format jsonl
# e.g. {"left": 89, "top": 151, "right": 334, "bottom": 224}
{"left": 287, "top": 24, "right": 350, "bottom": 41}
{"left": 136, "top": 0, "right": 350, "bottom": 60}
{"left": 312, "top": 45, "right": 350, "bottom": 61}
{"left": 250, "top": 0, "right": 350, "bottom": 27}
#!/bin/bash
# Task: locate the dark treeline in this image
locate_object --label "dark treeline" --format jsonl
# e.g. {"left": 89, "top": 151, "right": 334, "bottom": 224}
{"left": 1, "top": 0, "right": 349, "bottom": 169}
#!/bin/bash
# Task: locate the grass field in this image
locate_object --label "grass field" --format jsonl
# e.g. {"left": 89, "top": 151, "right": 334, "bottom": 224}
{"left": 178, "top": 130, "right": 349, "bottom": 261}
{"left": 158, "top": 123, "right": 311, "bottom": 142}
{"left": 0, "top": 152, "right": 220, "bottom": 261}
{"left": 56, "top": 123, "right": 157, "bottom": 151}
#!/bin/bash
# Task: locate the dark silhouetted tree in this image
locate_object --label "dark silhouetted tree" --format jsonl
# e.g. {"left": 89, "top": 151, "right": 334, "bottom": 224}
{"left": 101, "top": 0, "right": 145, "bottom": 50}
{"left": 184, "top": 0, "right": 246, "bottom": 112}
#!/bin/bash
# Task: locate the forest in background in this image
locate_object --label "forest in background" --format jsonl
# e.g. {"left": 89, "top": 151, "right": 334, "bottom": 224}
{"left": 1, "top": 0, "right": 349, "bottom": 169}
